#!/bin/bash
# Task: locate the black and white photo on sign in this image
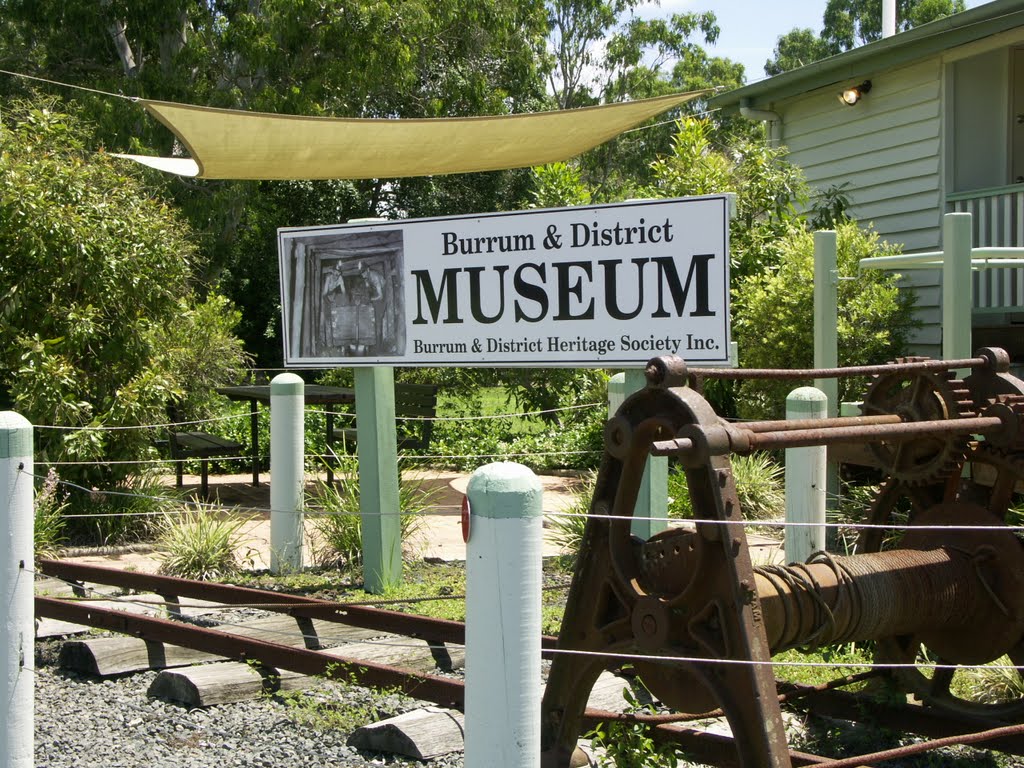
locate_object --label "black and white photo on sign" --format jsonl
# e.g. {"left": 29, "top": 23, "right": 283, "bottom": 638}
{"left": 282, "top": 228, "right": 406, "bottom": 359}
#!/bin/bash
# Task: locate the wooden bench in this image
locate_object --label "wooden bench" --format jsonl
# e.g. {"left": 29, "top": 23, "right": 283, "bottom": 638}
{"left": 328, "top": 382, "right": 438, "bottom": 455}
{"left": 165, "top": 409, "right": 245, "bottom": 498}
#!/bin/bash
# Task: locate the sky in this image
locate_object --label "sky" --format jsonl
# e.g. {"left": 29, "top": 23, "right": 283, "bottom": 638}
{"left": 644, "top": 0, "right": 990, "bottom": 84}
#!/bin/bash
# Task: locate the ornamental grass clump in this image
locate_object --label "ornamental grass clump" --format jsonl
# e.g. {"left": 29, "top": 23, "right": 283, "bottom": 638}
{"left": 157, "top": 506, "right": 254, "bottom": 580}
{"left": 307, "top": 453, "right": 436, "bottom": 573}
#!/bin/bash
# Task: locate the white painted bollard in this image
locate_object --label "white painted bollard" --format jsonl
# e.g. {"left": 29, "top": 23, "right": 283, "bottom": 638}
{"left": 464, "top": 462, "right": 542, "bottom": 768}
{"left": 1, "top": 412, "right": 34, "bottom": 768}
{"left": 270, "top": 373, "right": 305, "bottom": 573}
{"left": 784, "top": 388, "right": 827, "bottom": 564}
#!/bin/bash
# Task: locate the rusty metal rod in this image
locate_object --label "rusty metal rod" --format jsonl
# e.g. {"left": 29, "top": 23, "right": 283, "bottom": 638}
{"left": 738, "top": 414, "right": 902, "bottom": 434}
{"left": 743, "top": 415, "right": 1004, "bottom": 451}
{"left": 651, "top": 415, "right": 1004, "bottom": 457}
{"left": 807, "top": 721, "right": 1024, "bottom": 768}
{"left": 691, "top": 356, "right": 988, "bottom": 380}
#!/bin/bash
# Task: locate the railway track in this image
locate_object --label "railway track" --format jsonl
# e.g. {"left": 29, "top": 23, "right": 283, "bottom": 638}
{"left": 33, "top": 557, "right": 1024, "bottom": 766}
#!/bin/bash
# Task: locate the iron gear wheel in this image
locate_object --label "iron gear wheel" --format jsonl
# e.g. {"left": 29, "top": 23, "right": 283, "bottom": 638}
{"left": 860, "top": 361, "right": 973, "bottom": 485}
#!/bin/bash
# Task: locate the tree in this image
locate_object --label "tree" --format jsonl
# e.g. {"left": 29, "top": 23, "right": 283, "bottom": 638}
{"left": 544, "top": 2, "right": 743, "bottom": 199}
{"left": 731, "top": 221, "right": 918, "bottom": 420}
{"left": 0, "top": 99, "right": 249, "bottom": 490}
{"left": 644, "top": 118, "right": 808, "bottom": 281}
{"left": 764, "top": 28, "right": 834, "bottom": 77}
{"left": 0, "top": 0, "right": 552, "bottom": 365}
{"left": 766, "top": 0, "right": 966, "bottom": 75}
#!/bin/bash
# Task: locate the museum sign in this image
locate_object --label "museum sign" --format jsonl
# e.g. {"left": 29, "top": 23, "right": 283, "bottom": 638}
{"left": 278, "top": 196, "right": 730, "bottom": 367}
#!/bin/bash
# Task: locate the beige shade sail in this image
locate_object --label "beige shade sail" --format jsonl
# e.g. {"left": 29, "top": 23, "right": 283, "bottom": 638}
{"left": 115, "top": 91, "right": 704, "bottom": 180}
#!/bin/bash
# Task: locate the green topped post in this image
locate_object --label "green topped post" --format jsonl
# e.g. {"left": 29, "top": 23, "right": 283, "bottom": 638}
{"left": 943, "top": 213, "right": 973, "bottom": 365}
{"left": 813, "top": 230, "right": 839, "bottom": 510}
{"left": 270, "top": 373, "right": 305, "bottom": 573}
{"left": 355, "top": 366, "right": 401, "bottom": 593}
{"left": 609, "top": 370, "right": 667, "bottom": 539}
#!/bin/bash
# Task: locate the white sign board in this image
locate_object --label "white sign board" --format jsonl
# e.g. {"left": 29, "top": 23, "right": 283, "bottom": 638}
{"left": 278, "top": 196, "right": 730, "bottom": 367}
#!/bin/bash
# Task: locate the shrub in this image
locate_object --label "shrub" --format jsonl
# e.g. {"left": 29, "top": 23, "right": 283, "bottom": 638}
{"left": 547, "top": 472, "right": 596, "bottom": 564}
{"left": 668, "top": 452, "right": 784, "bottom": 521}
{"left": 732, "top": 220, "right": 918, "bottom": 421}
{"left": 63, "top": 470, "right": 174, "bottom": 546}
{"left": 306, "top": 453, "right": 435, "bottom": 572}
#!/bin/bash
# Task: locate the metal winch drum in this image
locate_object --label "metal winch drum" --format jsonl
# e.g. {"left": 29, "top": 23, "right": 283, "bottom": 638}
{"left": 540, "top": 347, "right": 1024, "bottom": 767}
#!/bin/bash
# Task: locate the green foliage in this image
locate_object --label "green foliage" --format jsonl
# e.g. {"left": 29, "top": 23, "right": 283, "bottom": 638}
{"left": 547, "top": 472, "right": 596, "bottom": 563}
{"left": 274, "top": 665, "right": 407, "bottom": 733}
{"left": 809, "top": 183, "right": 854, "bottom": 231}
{"left": 667, "top": 452, "right": 784, "bottom": 521}
{"left": 587, "top": 685, "right": 682, "bottom": 767}
{"left": 645, "top": 118, "right": 808, "bottom": 281}
{"left": 65, "top": 471, "right": 171, "bottom": 546}
{"left": 3, "top": 1, "right": 553, "bottom": 367}
{"left": 157, "top": 506, "right": 255, "bottom": 580}
{"left": 545, "top": 2, "right": 742, "bottom": 197}
{"left": 0, "top": 99, "right": 249, "bottom": 498}
{"left": 531, "top": 162, "right": 593, "bottom": 209}
{"left": 766, "top": 0, "right": 967, "bottom": 75}
{"left": 34, "top": 468, "right": 68, "bottom": 559}
{"left": 306, "top": 454, "right": 434, "bottom": 573}
{"left": 428, "top": 397, "right": 605, "bottom": 472}
{"left": 732, "top": 221, "right": 918, "bottom": 420}
{"left": 764, "top": 28, "right": 834, "bottom": 76}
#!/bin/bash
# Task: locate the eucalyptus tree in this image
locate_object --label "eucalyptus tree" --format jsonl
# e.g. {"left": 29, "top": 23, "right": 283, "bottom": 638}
{"left": 0, "top": 0, "right": 551, "bottom": 365}
{"left": 765, "top": 0, "right": 967, "bottom": 76}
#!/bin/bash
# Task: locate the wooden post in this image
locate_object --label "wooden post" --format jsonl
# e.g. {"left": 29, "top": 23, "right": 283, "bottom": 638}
{"left": 1, "top": 412, "right": 33, "bottom": 768}
{"left": 355, "top": 366, "right": 401, "bottom": 594}
{"left": 784, "top": 387, "right": 827, "bottom": 564}
{"left": 464, "top": 462, "right": 542, "bottom": 768}
{"left": 943, "top": 212, "right": 973, "bottom": 364}
{"left": 270, "top": 373, "right": 305, "bottom": 573}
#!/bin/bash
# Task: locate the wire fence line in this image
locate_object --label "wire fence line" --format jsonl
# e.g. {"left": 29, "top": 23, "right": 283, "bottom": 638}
{"left": 29, "top": 400, "right": 603, "bottom": 433}
{"left": 20, "top": 465, "right": 1024, "bottom": 535}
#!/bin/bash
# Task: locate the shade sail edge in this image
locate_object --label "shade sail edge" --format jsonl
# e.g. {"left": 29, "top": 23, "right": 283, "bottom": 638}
{"left": 134, "top": 91, "right": 706, "bottom": 180}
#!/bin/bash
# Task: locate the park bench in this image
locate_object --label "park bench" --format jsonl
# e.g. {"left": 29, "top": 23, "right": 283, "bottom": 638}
{"left": 328, "top": 382, "right": 438, "bottom": 457}
{"left": 163, "top": 407, "right": 245, "bottom": 498}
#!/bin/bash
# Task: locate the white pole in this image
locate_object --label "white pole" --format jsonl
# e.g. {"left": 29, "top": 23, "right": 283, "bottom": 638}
{"left": 784, "top": 388, "right": 827, "bottom": 564}
{"left": 943, "top": 212, "right": 974, "bottom": 364}
{"left": 1, "top": 412, "right": 34, "bottom": 768}
{"left": 270, "top": 373, "right": 305, "bottom": 573}
{"left": 882, "top": 0, "right": 897, "bottom": 37}
{"left": 464, "top": 462, "right": 542, "bottom": 768}
{"left": 813, "top": 230, "right": 840, "bottom": 512}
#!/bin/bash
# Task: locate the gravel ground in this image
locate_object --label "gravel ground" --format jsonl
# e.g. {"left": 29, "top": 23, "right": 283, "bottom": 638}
{"left": 34, "top": 636, "right": 467, "bottom": 768}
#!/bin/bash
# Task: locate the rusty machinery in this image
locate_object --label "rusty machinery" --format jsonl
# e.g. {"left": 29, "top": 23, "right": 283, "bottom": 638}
{"left": 540, "top": 347, "right": 1024, "bottom": 767}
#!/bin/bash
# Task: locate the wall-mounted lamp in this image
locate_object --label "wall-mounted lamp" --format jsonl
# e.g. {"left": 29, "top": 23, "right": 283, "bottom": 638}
{"left": 838, "top": 80, "right": 872, "bottom": 106}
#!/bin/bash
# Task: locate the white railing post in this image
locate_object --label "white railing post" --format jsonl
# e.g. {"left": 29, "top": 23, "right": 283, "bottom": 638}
{"left": 813, "top": 230, "right": 840, "bottom": 511}
{"left": 785, "top": 388, "right": 827, "bottom": 564}
{"left": 464, "top": 462, "right": 542, "bottom": 768}
{"left": 270, "top": 373, "right": 305, "bottom": 573}
{"left": 1, "top": 412, "right": 33, "bottom": 768}
{"left": 943, "top": 212, "right": 974, "bottom": 363}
